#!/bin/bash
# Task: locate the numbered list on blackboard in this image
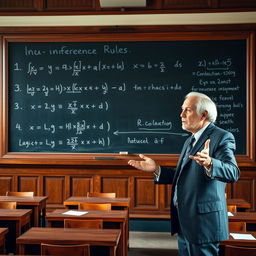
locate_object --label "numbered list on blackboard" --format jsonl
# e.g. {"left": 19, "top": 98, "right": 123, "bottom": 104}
{"left": 8, "top": 40, "right": 246, "bottom": 154}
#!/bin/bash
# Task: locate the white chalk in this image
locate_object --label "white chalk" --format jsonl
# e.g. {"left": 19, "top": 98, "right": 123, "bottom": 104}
{"left": 119, "top": 151, "right": 128, "bottom": 155}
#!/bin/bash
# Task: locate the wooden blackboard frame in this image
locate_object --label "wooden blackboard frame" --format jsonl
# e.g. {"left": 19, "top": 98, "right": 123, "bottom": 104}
{"left": 0, "top": 31, "right": 255, "bottom": 166}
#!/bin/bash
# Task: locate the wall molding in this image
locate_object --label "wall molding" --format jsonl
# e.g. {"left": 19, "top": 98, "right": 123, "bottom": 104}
{"left": 0, "top": 12, "right": 256, "bottom": 27}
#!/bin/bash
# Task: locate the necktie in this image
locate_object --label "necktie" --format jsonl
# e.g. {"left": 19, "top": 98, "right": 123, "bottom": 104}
{"left": 181, "top": 135, "right": 195, "bottom": 166}
{"left": 173, "top": 135, "right": 195, "bottom": 206}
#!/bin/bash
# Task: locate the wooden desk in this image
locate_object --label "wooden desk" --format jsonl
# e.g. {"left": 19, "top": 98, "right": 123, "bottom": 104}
{"left": 221, "top": 231, "right": 256, "bottom": 247}
{"left": 47, "top": 209, "right": 128, "bottom": 256}
{"left": 227, "top": 198, "right": 251, "bottom": 211}
{"left": 63, "top": 197, "right": 130, "bottom": 210}
{"left": 219, "top": 231, "right": 256, "bottom": 255}
{"left": 0, "top": 209, "right": 31, "bottom": 237}
{"left": 16, "top": 227, "right": 121, "bottom": 256}
{"left": 0, "top": 228, "right": 8, "bottom": 254}
{"left": 0, "top": 196, "right": 47, "bottom": 227}
{"left": 229, "top": 212, "right": 256, "bottom": 223}
{"left": 64, "top": 196, "right": 130, "bottom": 250}
{"left": 0, "top": 209, "right": 32, "bottom": 253}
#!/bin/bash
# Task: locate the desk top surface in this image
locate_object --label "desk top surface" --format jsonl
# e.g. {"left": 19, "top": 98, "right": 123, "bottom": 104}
{"left": 16, "top": 227, "right": 121, "bottom": 246}
{"left": 64, "top": 197, "right": 130, "bottom": 206}
{"left": 47, "top": 209, "right": 128, "bottom": 220}
{"left": 227, "top": 198, "right": 251, "bottom": 208}
{"left": 221, "top": 231, "right": 256, "bottom": 246}
{"left": 228, "top": 211, "right": 256, "bottom": 222}
{"left": 0, "top": 228, "right": 8, "bottom": 236}
{"left": 0, "top": 196, "right": 47, "bottom": 204}
{"left": 0, "top": 209, "right": 32, "bottom": 218}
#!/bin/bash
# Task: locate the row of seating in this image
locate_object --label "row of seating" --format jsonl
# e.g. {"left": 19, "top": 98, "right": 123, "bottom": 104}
{"left": 48, "top": 192, "right": 115, "bottom": 255}
{"left": 0, "top": 201, "right": 112, "bottom": 211}
{"left": 0, "top": 191, "right": 115, "bottom": 210}
{"left": 0, "top": 191, "right": 117, "bottom": 255}
{"left": 41, "top": 219, "right": 106, "bottom": 255}
{"left": 0, "top": 191, "right": 35, "bottom": 209}
{"left": 41, "top": 243, "right": 90, "bottom": 256}
{"left": 3, "top": 192, "right": 254, "bottom": 256}
{"left": 225, "top": 204, "right": 256, "bottom": 255}
{"left": 227, "top": 205, "right": 246, "bottom": 232}
{"left": 224, "top": 245, "right": 256, "bottom": 256}
{"left": 4, "top": 191, "right": 115, "bottom": 198}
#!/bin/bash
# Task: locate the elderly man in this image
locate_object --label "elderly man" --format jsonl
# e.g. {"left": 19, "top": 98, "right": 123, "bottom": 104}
{"left": 128, "top": 92, "right": 240, "bottom": 256}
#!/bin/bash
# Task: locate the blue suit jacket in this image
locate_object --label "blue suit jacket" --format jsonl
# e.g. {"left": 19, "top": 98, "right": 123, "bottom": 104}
{"left": 156, "top": 123, "right": 240, "bottom": 244}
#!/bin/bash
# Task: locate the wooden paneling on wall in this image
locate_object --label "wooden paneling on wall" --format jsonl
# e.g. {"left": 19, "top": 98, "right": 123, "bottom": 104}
{"left": 232, "top": 175, "right": 255, "bottom": 207}
{"left": 18, "top": 176, "right": 39, "bottom": 195}
{"left": 0, "top": 0, "right": 256, "bottom": 13}
{"left": 0, "top": 167, "right": 254, "bottom": 217}
{"left": 70, "top": 176, "right": 92, "bottom": 197}
{"left": 44, "top": 176, "right": 65, "bottom": 204}
{"left": 0, "top": 0, "right": 37, "bottom": 10}
{"left": 46, "top": 0, "right": 96, "bottom": 10}
{"left": 0, "top": 176, "right": 13, "bottom": 195}
{"left": 101, "top": 177, "right": 129, "bottom": 197}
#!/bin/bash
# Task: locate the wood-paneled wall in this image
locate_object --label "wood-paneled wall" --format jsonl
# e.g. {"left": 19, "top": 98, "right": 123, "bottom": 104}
{"left": 0, "top": 0, "right": 255, "bottom": 13}
{"left": 0, "top": 165, "right": 255, "bottom": 217}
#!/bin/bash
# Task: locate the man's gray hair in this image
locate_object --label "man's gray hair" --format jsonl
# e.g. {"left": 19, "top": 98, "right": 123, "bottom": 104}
{"left": 185, "top": 92, "right": 217, "bottom": 122}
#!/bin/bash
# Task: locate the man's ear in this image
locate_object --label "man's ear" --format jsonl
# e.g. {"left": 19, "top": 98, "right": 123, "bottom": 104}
{"left": 201, "top": 110, "right": 208, "bottom": 120}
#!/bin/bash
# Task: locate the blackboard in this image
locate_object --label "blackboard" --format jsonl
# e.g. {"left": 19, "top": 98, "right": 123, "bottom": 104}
{"left": 7, "top": 38, "right": 247, "bottom": 155}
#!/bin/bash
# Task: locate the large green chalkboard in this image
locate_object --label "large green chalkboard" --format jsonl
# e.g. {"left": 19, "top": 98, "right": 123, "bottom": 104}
{"left": 8, "top": 39, "right": 246, "bottom": 154}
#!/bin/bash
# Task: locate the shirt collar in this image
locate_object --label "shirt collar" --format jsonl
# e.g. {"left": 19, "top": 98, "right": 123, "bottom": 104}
{"left": 192, "top": 122, "right": 211, "bottom": 144}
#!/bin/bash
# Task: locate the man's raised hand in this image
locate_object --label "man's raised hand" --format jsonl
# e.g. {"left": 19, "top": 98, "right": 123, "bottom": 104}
{"left": 128, "top": 154, "right": 157, "bottom": 172}
{"left": 189, "top": 139, "right": 212, "bottom": 168}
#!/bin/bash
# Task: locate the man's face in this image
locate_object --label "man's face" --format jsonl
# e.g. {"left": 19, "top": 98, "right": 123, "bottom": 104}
{"left": 180, "top": 96, "right": 205, "bottom": 133}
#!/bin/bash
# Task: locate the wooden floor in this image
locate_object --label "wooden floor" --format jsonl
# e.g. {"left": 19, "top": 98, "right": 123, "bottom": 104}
{"left": 128, "top": 248, "right": 179, "bottom": 256}
{"left": 128, "top": 231, "right": 178, "bottom": 256}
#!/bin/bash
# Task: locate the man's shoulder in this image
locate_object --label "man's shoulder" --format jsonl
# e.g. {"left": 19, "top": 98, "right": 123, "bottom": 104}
{"left": 210, "top": 124, "right": 235, "bottom": 139}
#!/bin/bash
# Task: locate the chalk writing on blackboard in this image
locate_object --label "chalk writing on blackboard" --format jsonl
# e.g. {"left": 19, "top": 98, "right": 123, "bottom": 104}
{"left": 8, "top": 40, "right": 246, "bottom": 154}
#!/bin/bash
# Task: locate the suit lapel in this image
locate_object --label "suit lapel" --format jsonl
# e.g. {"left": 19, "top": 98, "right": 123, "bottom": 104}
{"left": 190, "top": 123, "right": 215, "bottom": 157}
{"left": 177, "top": 123, "right": 216, "bottom": 171}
